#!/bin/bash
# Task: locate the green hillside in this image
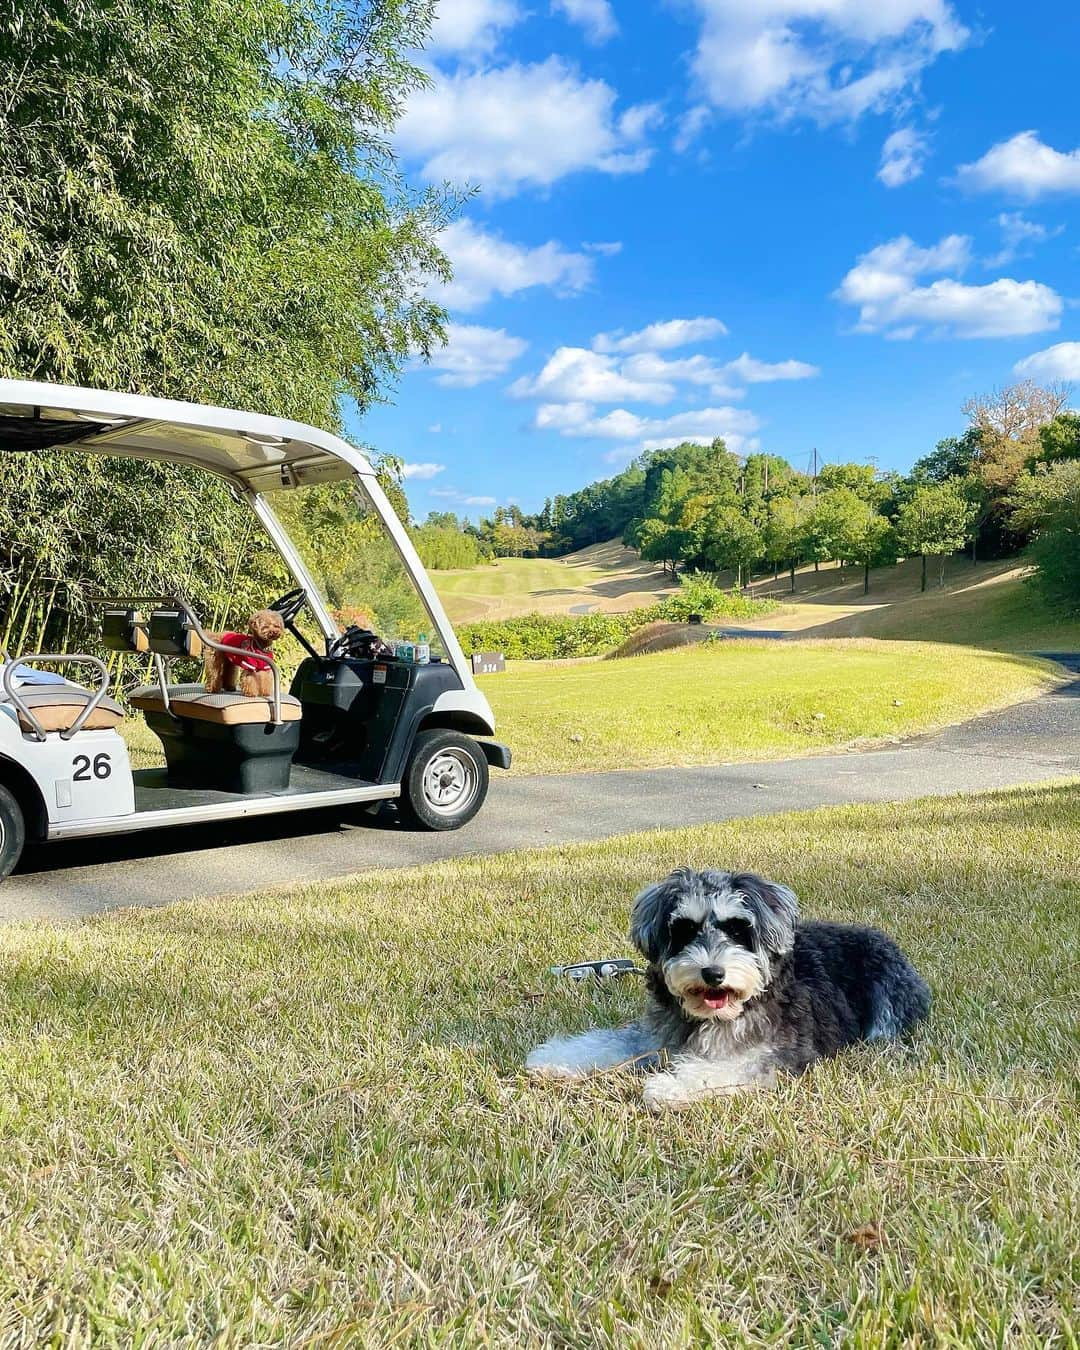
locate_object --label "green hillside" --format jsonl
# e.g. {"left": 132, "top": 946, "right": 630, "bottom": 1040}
{"left": 432, "top": 540, "right": 677, "bottom": 623}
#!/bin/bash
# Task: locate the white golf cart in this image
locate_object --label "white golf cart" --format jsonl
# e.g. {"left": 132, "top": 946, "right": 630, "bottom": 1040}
{"left": 0, "top": 380, "right": 510, "bottom": 881}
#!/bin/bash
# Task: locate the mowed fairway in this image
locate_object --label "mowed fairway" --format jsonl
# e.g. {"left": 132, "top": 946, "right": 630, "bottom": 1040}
{"left": 0, "top": 784, "right": 1076, "bottom": 1344}
{"left": 433, "top": 540, "right": 677, "bottom": 623}
{"left": 480, "top": 639, "right": 1061, "bottom": 775}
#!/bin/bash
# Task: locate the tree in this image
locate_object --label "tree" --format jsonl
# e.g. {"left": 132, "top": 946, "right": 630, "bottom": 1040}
{"left": 802, "top": 488, "right": 868, "bottom": 572}
{"left": 0, "top": 0, "right": 451, "bottom": 659}
{"left": 764, "top": 496, "right": 811, "bottom": 592}
{"left": 841, "top": 512, "right": 897, "bottom": 594}
{"left": 962, "top": 380, "right": 1070, "bottom": 447}
{"left": 637, "top": 519, "right": 697, "bottom": 576}
{"left": 1037, "top": 413, "right": 1080, "bottom": 465}
{"left": 1008, "top": 462, "right": 1080, "bottom": 618}
{"left": 0, "top": 0, "right": 448, "bottom": 426}
{"left": 909, "top": 429, "right": 983, "bottom": 485}
{"left": 700, "top": 505, "right": 763, "bottom": 588}
{"left": 895, "top": 482, "right": 978, "bottom": 590}
{"left": 817, "top": 463, "right": 885, "bottom": 504}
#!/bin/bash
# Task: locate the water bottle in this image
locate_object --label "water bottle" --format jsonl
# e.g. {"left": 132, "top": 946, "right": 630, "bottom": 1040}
{"left": 396, "top": 638, "right": 414, "bottom": 663}
{"left": 415, "top": 633, "right": 431, "bottom": 665}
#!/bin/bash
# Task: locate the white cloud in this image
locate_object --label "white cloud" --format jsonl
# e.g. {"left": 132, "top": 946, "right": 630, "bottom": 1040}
{"left": 510, "top": 347, "right": 675, "bottom": 404}
{"left": 593, "top": 316, "right": 728, "bottom": 354}
{"left": 396, "top": 58, "right": 658, "bottom": 197}
{"left": 552, "top": 0, "right": 617, "bottom": 42}
{"left": 878, "top": 126, "right": 930, "bottom": 187}
{"left": 835, "top": 233, "right": 1062, "bottom": 338}
{"left": 1014, "top": 342, "right": 1080, "bottom": 382}
{"left": 425, "top": 0, "right": 521, "bottom": 57}
{"left": 512, "top": 340, "right": 818, "bottom": 406}
{"left": 724, "top": 352, "right": 820, "bottom": 382}
{"left": 401, "top": 462, "right": 447, "bottom": 480}
{"left": 430, "top": 486, "right": 498, "bottom": 508}
{"left": 623, "top": 352, "right": 741, "bottom": 398}
{"left": 534, "top": 401, "right": 761, "bottom": 452}
{"left": 436, "top": 218, "right": 593, "bottom": 312}
{"left": 985, "top": 212, "right": 1064, "bottom": 267}
{"left": 428, "top": 423, "right": 443, "bottom": 433}
{"left": 674, "top": 104, "right": 713, "bottom": 154}
{"left": 583, "top": 240, "right": 622, "bottom": 256}
{"left": 423, "top": 323, "right": 528, "bottom": 387}
{"left": 686, "top": 0, "right": 967, "bottom": 126}
{"left": 956, "top": 131, "right": 1080, "bottom": 200}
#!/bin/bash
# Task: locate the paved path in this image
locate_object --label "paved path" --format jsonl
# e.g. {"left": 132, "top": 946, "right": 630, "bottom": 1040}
{"left": 3, "top": 664, "right": 1077, "bottom": 924}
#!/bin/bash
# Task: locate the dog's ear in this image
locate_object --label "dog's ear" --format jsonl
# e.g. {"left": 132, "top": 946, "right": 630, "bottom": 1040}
{"left": 629, "top": 870, "right": 690, "bottom": 963}
{"left": 731, "top": 872, "right": 799, "bottom": 954}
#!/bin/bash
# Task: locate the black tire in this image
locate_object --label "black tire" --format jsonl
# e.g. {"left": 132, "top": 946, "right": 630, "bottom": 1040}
{"left": 0, "top": 784, "right": 26, "bottom": 882}
{"left": 398, "top": 729, "right": 489, "bottom": 831}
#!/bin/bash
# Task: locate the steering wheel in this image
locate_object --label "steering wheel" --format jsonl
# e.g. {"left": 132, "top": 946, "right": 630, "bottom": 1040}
{"left": 270, "top": 587, "right": 308, "bottom": 626}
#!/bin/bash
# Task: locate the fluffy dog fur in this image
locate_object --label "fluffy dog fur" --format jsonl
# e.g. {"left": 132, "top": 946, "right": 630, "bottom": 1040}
{"left": 527, "top": 868, "right": 930, "bottom": 1111}
{"left": 203, "top": 609, "right": 284, "bottom": 698}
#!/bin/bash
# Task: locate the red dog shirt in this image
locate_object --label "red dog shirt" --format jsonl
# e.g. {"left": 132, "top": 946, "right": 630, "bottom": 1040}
{"left": 218, "top": 632, "right": 273, "bottom": 673}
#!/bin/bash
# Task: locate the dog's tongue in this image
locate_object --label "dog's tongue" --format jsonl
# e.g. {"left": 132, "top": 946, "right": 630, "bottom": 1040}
{"left": 703, "top": 990, "right": 729, "bottom": 1010}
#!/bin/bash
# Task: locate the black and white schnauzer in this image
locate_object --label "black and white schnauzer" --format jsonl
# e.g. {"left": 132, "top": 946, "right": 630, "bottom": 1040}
{"left": 527, "top": 868, "right": 930, "bottom": 1111}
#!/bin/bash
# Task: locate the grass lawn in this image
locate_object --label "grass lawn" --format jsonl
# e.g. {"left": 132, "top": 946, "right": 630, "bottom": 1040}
{"left": 0, "top": 784, "right": 1076, "bottom": 1344}
{"left": 478, "top": 639, "right": 1061, "bottom": 775}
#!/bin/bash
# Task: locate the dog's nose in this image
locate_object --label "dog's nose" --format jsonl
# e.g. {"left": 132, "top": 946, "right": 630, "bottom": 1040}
{"left": 700, "top": 966, "right": 725, "bottom": 987}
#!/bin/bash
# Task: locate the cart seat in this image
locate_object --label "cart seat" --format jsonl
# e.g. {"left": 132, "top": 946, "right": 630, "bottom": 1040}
{"left": 129, "top": 684, "right": 301, "bottom": 725}
{"left": 128, "top": 682, "right": 207, "bottom": 713}
{"left": 12, "top": 687, "right": 125, "bottom": 735}
{"left": 168, "top": 691, "right": 302, "bottom": 726}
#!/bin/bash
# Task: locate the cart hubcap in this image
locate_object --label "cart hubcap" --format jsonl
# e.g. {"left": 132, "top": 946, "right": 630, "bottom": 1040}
{"left": 422, "top": 750, "right": 476, "bottom": 816}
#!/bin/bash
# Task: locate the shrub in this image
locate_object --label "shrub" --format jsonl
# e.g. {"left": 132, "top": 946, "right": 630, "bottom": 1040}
{"left": 656, "top": 573, "right": 766, "bottom": 623}
{"left": 458, "top": 588, "right": 776, "bottom": 661}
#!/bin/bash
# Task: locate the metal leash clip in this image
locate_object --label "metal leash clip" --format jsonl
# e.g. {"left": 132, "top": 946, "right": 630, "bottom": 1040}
{"left": 550, "top": 958, "right": 644, "bottom": 982}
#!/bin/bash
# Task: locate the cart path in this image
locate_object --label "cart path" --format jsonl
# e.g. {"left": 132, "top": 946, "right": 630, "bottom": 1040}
{"left": 3, "top": 663, "right": 1078, "bottom": 924}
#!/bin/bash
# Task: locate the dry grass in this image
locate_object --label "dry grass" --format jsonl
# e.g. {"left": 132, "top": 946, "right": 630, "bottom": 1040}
{"left": 737, "top": 559, "right": 1080, "bottom": 653}
{"left": 432, "top": 540, "right": 678, "bottom": 624}
{"left": 0, "top": 784, "right": 1077, "bottom": 1344}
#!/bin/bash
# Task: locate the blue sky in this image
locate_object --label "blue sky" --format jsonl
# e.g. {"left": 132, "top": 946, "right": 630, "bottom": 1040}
{"left": 354, "top": 0, "right": 1080, "bottom": 521}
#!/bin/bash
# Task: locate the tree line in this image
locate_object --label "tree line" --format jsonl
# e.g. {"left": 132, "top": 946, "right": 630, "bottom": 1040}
{"left": 423, "top": 380, "right": 1078, "bottom": 617}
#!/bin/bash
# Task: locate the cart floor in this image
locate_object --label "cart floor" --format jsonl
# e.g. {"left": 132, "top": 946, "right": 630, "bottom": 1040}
{"left": 132, "top": 763, "right": 377, "bottom": 813}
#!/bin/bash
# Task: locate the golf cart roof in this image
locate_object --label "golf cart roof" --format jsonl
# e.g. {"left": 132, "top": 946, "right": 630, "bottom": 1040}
{"left": 0, "top": 380, "right": 373, "bottom": 492}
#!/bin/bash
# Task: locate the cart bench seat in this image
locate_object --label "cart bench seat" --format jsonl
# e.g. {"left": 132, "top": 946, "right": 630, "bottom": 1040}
{"left": 129, "top": 684, "right": 301, "bottom": 725}
{"left": 10, "top": 687, "right": 125, "bottom": 735}
{"left": 128, "top": 681, "right": 205, "bottom": 713}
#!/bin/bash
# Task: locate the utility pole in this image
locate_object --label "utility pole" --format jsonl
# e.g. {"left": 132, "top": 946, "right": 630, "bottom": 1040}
{"left": 763, "top": 458, "right": 769, "bottom": 494}
{"left": 811, "top": 448, "right": 818, "bottom": 501}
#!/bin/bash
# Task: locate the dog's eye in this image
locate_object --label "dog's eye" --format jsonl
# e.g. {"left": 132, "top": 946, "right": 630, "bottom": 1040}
{"left": 667, "top": 918, "right": 699, "bottom": 952}
{"left": 722, "top": 918, "right": 755, "bottom": 947}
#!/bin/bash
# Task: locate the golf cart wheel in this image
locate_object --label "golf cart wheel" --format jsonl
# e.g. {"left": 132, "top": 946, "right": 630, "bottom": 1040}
{"left": 399, "top": 729, "right": 489, "bottom": 831}
{"left": 0, "top": 784, "right": 26, "bottom": 881}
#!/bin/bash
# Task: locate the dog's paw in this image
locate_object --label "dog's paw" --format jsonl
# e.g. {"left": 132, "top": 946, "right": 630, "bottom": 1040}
{"left": 642, "top": 1072, "right": 695, "bottom": 1112}
{"left": 643, "top": 1070, "right": 752, "bottom": 1112}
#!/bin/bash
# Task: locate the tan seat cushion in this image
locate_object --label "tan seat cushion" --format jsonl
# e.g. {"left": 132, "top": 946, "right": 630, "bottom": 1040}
{"left": 167, "top": 692, "right": 302, "bottom": 726}
{"left": 128, "top": 682, "right": 207, "bottom": 713}
{"left": 15, "top": 689, "right": 125, "bottom": 734}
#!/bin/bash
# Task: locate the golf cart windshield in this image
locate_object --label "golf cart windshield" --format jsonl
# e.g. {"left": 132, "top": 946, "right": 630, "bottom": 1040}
{"left": 265, "top": 478, "right": 449, "bottom": 658}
